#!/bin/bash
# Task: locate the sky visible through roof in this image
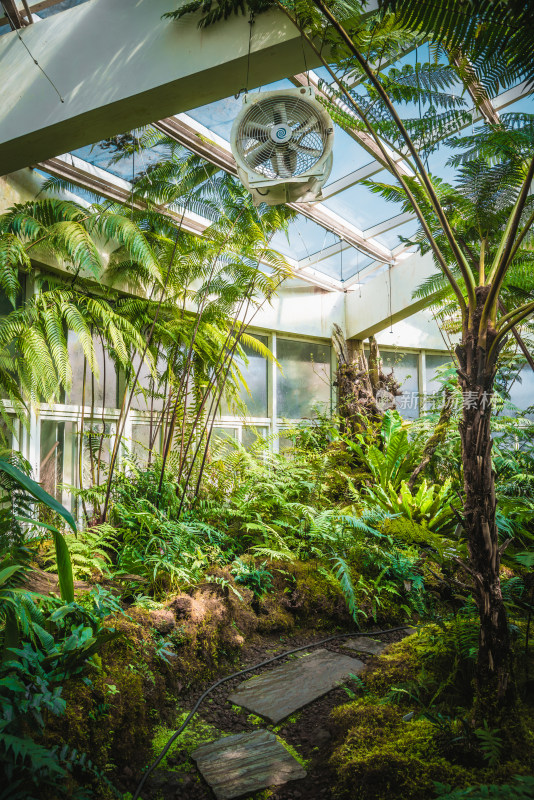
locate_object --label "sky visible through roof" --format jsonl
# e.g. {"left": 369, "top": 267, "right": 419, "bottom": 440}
{"left": 9, "top": 2, "right": 532, "bottom": 289}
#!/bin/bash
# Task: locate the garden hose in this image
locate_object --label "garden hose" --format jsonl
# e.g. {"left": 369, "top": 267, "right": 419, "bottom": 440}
{"left": 132, "top": 625, "right": 412, "bottom": 799}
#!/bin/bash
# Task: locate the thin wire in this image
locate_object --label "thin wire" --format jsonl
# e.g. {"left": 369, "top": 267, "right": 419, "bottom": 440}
{"left": 300, "top": 24, "right": 310, "bottom": 86}
{"left": 131, "top": 625, "right": 411, "bottom": 800}
{"left": 131, "top": 143, "right": 135, "bottom": 221}
{"left": 389, "top": 262, "right": 393, "bottom": 333}
{"left": 340, "top": 236, "right": 344, "bottom": 283}
{"left": 235, "top": 11, "right": 255, "bottom": 98}
{"left": 2, "top": 4, "right": 64, "bottom": 103}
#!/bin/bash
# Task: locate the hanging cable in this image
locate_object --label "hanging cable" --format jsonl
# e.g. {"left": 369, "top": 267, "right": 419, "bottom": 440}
{"left": 235, "top": 12, "right": 255, "bottom": 98}
{"left": 300, "top": 23, "right": 311, "bottom": 86}
{"left": 2, "top": 2, "right": 64, "bottom": 103}
{"left": 130, "top": 142, "right": 135, "bottom": 221}
{"left": 388, "top": 262, "right": 394, "bottom": 333}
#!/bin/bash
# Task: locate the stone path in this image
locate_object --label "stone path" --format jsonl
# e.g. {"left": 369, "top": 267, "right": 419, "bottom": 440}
{"left": 341, "top": 636, "right": 386, "bottom": 655}
{"left": 228, "top": 649, "right": 364, "bottom": 724}
{"left": 192, "top": 730, "right": 306, "bottom": 800}
{"left": 190, "top": 639, "right": 393, "bottom": 798}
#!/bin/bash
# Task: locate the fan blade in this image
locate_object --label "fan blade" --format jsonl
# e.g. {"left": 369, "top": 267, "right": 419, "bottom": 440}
{"left": 244, "top": 140, "right": 275, "bottom": 167}
{"left": 273, "top": 102, "right": 288, "bottom": 125}
{"left": 242, "top": 122, "right": 271, "bottom": 139}
{"left": 288, "top": 142, "right": 323, "bottom": 159}
{"left": 273, "top": 147, "right": 296, "bottom": 178}
{"left": 293, "top": 118, "right": 320, "bottom": 137}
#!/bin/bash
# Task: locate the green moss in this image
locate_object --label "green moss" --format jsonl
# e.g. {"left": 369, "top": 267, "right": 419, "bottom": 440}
{"left": 278, "top": 561, "right": 350, "bottom": 626}
{"left": 381, "top": 518, "right": 469, "bottom": 561}
{"left": 276, "top": 735, "right": 310, "bottom": 769}
{"left": 151, "top": 711, "right": 228, "bottom": 772}
{"left": 330, "top": 699, "right": 478, "bottom": 799}
{"left": 329, "top": 626, "right": 534, "bottom": 800}
{"left": 247, "top": 713, "right": 265, "bottom": 726}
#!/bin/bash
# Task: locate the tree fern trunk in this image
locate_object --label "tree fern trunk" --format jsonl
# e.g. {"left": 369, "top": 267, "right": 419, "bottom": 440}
{"left": 456, "top": 287, "right": 515, "bottom": 720}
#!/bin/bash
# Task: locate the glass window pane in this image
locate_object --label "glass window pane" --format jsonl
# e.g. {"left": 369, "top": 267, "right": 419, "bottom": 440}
{"left": 40, "top": 420, "right": 77, "bottom": 510}
{"left": 220, "top": 335, "right": 268, "bottom": 418}
{"left": 211, "top": 427, "right": 237, "bottom": 456}
{"left": 509, "top": 366, "right": 534, "bottom": 418}
{"left": 235, "top": 336, "right": 269, "bottom": 417}
{"left": 130, "top": 353, "right": 166, "bottom": 412}
{"left": 424, "top": 354, "right": 451, "bottom": 410}
{"left": 82, "top": 422, "right": 112, "bottom": 488}
{"left": 242, "top": 426, "right": 267, "bottom": 451}
{"left": 381, "top": 350, "right": 419, "bottom": 419}
{"left": 130, "top": 424, "right": 161, "bottom": 466}
{"left": 277, "top": 339, "right": 331, "bottom": 419}
{"left": 67, "top": 332, "right": 117, "bottom": 407}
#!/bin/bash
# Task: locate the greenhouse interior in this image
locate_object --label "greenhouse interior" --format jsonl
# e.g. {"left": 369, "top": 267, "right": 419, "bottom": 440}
{"left": 1, "top": 0, "right": 533, "bottom": 798}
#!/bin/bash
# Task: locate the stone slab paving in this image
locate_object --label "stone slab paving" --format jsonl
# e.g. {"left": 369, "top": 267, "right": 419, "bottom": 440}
{"left": 191, "top": 729, "right": 306, "bottom": 800}
{"left": 228, "top": 648, "right": 364, "bottom": 724}
{"left": 341, "top": 636, "right": 386, "bottom": 656}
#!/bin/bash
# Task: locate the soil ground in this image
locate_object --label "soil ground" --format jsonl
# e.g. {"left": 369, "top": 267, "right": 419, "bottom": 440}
{"left": 135, "top": 626, "right": 408, "bottom": 800}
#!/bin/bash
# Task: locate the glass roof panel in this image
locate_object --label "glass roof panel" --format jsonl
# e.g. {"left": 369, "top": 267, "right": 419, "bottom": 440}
{"left": 69, "top": 141, "right": 168, "bottom": 182}
{"left": 0, "top": 0, "right": 91, "bottom": 34}
{"left": 313, "top": 249, "right": 373, "bottom": 281}
{"left": 322, "top": 170, "right": 404, "bottom": 230}
{"left": 326, "top": 126, "right": 373, "bottom": 184}
{"left": 38, "top": 0, "right": 90, "bottom": 18}
{"left": 374, "top": 219, "right": 419, "bottom": 250}
{"left": 501, "top": 94, "right": 534, "bottom": 115}
{"left": 270, "top": 216, "right": 337, "bottom": 261}
{"left": 187, "top": 79, "right": 295, "bottom": 141}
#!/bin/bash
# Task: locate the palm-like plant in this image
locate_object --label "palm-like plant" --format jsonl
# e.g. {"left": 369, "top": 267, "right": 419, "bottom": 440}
{"left": 279, "top": 0, "right": 534, "bottom": 719}
{"left": 25, "top": 138, "right": 294, "bottom": 519}
{"left": 171, "top": 0, "right": 534, "bottom": 717}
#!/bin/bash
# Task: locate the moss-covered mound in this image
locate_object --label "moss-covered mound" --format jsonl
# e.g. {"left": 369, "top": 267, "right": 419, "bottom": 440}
{"left": 328, "top": 626, "right": 534, "bottom": 800}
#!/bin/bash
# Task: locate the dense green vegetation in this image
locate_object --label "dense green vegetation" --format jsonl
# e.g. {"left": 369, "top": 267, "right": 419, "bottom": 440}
{"left": 1, "top": 390, "right": 533, "bottom": 797}
{"left": 1, "top": 0, "right": 534, "bottom": 798}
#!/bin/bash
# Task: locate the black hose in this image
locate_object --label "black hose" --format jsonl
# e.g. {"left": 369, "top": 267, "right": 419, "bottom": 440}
{"left": 132, "top": 625, "right": 412, "bottom": 800}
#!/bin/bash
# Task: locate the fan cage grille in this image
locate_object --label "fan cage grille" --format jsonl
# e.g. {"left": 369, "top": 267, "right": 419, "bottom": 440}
{"left": 235, "top": 95, "right": 329, "bottom": 179}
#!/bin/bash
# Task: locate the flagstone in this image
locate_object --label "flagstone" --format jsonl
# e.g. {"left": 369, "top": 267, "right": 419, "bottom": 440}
{"left": 341, "top": 636, "right": 386, "bottom": 656}
{"left": 228, "top": 648, "right": 364, "bottom": 724}
{"left": 192, "top": 729, "right": 306, "bottom": 800}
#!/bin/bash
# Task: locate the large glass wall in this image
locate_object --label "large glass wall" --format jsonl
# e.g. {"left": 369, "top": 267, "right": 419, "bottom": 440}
{"left": 508, "top": 365, "right": 534, "bottom": 418}
{"left": 277, "top": 338, "right": 332, "bottom": 419}
{"left": 22, "top": 313, "right": 465, "bottom": 503}
{"left": 67, "top": 332, "right": 117, "bottom": 407}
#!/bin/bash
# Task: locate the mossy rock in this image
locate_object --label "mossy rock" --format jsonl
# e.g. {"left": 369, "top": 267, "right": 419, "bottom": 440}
{"left": 382, "top": 517, "right": 463, "bottom": 555}
{"left": 278, "top": 561, "right": 351, "bottom": 626}
{"left": 330, "top": 699, "right": 477, "bottom": 800}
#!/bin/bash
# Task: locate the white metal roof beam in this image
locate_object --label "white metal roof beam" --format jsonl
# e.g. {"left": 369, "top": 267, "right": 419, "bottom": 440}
{"left": 363, "top": 211, "right": 415, "bottom": 239}
{"left": 35, "top": 155, "right": 342, "bottom": 291}
{"left": 0, "top": 0, "right": 328, "bottom": 176}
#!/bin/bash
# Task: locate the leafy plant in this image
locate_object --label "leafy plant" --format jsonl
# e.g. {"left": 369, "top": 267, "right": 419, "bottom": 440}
{"left": 0, "top": 459, "right": 75, "bottom": 602}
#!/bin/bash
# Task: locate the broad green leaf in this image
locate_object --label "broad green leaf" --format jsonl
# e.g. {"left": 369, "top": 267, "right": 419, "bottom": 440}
{"left": 53, "top": 529, "right": 75, "bottom": 603}
{"left": 0, "top": 459, "right": 76, "bottom": 533}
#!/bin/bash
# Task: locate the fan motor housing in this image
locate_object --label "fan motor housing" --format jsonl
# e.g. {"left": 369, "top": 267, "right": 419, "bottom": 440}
{"left": 230, "top": 87, "right": 334, "bottom": 206}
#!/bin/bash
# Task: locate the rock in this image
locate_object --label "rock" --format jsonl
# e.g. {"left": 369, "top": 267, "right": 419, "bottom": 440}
{"left": 228, "top": 649, "right": 364, "bottom": 724}
{"left": 341, "top": 636, "right": 386, "bottom": 656}
{"left": 192, "top": 729, "right": 306, "bottom": 800}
